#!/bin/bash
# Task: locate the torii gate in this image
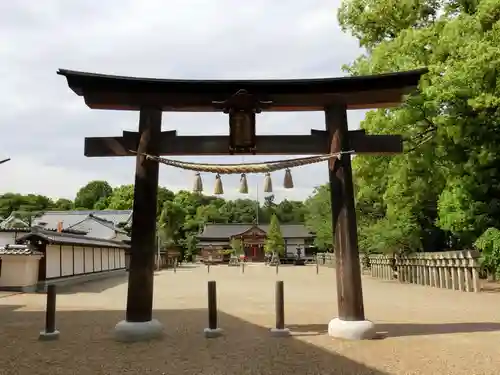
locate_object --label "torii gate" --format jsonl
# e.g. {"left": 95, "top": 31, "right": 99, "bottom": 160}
{"left": 58, "top": 68, "right": 426, "bottom": 342}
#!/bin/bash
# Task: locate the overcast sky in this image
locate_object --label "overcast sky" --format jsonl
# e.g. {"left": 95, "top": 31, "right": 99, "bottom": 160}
{"left": 0, "top": 0, "right": 367, "bottom": 203}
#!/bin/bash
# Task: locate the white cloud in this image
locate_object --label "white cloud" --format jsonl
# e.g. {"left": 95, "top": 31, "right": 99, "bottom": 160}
{"left": 0, "top": 0, "right": 366, "bottom": 203}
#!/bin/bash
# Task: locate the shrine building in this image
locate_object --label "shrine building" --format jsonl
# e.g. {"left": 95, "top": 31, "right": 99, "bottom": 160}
{"left": 197, "top": 223, "right": 315, "bottom": 262}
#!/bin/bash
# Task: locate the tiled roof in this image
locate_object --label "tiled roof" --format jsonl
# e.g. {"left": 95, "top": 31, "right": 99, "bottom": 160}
{"left": 0, "top": 245, "right": 43, "bottom": 256}
{"left": 67, "top": 215, "right": 129, "bottom": 240}
{"left": 32, "top": 210, "right": 132, "bottom": 231}
{"left": 16, "top": 228, "right": 129, "bottom": 249}
{"left": 197, "top": 224, "right": 314, "bottom": 239}
{"left": 0, "top": 216, "right": 29, "bottom": 229}
{"left": 0, "top": 228, "right": 31, "bottom": 233}
{"left": 196, "top": 241, "right": 229, "bottom": 248}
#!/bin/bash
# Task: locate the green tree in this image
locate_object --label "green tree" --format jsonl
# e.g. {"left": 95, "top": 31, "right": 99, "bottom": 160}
{"left": 0, "top": 193, "right": 55, "bottom": 219}
{"left": 107, "top": 185, "right": 134, "bottom": 210}
{"left": 74, "top": 180, "right": 113, "bottom": 210}
{"left": 230, "top": 237, "right": 244, "bottom": 255}
{"left": 332, "top": 0, "right": 500, "bottom": 254}
{"left": 264, "top": 214, "right": 285, "bottom": 255}
{"left": 54, "top": 198, "right": 73, "bottom": 210}
{"left": 156, "top": 187, "right": 175, "bottom": 217}
{"left": 158, "top": 200, "right": 187, "bottom": 248}
{"left": 275, "top": 199, "right": 306, "bottom": 223}
{"left": 304, "top": 185, "right": 333, "bottom": 250}
{"left": 182, "top": 234, "right": 199, "bottom": 261}
{"left": 474, "top": 228, "right": 500, "bottom": 280}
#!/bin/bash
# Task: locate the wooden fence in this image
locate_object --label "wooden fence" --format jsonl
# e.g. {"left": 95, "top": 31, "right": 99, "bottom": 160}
{"left": 317, "top": 250, "right": 481, "bottom": 293}
{"left": 369, "top": 251, "right": 481, "bottom": 292}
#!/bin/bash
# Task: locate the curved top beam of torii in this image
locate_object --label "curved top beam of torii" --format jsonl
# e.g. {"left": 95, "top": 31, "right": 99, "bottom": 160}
{"left": 57, "top": 68, "right": 428, "bottom": 112}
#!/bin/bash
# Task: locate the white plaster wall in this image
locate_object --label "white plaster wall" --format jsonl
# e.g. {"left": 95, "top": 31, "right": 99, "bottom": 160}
{"left": 94, "top": 248, "right": 102, "bottom": 271}
{"left": 108, "top": 248, "right": 114, "bottom": 269}
{"left": 119, "top": 249, "right": 125, "bottom": 268}
{"left": 85, "top": 247, "right": 93, "bottom": 272}
{"left": 61, "top": 245, "right": 73, "bottom": 276}
{"left": 74, "top": 246, "right": 84, "bottom": 274}
{"left": 39, "top": 245, "right": 125, "bottom": 281}
{"left": 0, "top": 232, "right": 17, "bottom": 246}
{"left": 46, "top": 244, "right": 60, "bottom": 278}
{"left": 285, "top": 238, "right": 305, "bottom": 256}
{"left": 0, "top": 255, "right": 41, "bottom": 287}
{"left": 102, "top": 248, "right": 109, "bottom": 271}
{"left": 111, "top": 248, "right": 117, "bottom": 269}
{"left": 115, "top": 249, "right": 120, "bottom": 269}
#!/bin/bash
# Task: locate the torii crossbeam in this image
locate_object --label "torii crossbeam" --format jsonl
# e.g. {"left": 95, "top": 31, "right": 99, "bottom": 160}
{"left": 58, "top": 67, "right": 427, "bottom": 342}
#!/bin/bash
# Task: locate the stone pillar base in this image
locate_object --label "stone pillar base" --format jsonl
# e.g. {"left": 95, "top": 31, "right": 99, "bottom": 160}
{"left": 114, "top": 319, "right": 163, "bottom": 342}
{"left": 38, "top": 330, "right": 60, "bottom": 341}
{"left": 203, "top": 327, "right": 223, "bottom": 338}
{"left": 327, "top": 318, "right": 376, "bottom": 340}
{"left": 269, "top": 327, "right": 291, "bottom": 337}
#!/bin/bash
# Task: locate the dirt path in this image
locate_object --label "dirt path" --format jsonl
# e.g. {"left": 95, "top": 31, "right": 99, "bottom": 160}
{"left": 1, "top": 264, "right": 499, "bottom": 374}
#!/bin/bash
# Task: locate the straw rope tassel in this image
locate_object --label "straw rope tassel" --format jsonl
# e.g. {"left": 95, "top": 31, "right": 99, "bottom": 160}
{"left": 239, "top": 173, "right": 249, "bottom": 194}
{"left": 263, "top": 172, "right": 273, "bottom": 193}
{"left": 214, "top": 174, "right": 224, "bottom": 195}
{"left": 283, "top": 168, "right": 294, "bottom": 189}
{"left": 193, "top": 172, "right": 203, "bottom": 193}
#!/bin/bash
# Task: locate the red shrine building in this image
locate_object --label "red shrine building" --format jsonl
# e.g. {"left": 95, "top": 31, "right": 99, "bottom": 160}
{"left": 197, "top": 223, "right": 315, "bottom": 262}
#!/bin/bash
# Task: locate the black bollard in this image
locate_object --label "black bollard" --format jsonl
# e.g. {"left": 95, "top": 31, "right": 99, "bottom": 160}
{"left": 241, "top": 261, "right": 245, "bottom": 274}
{"left": 204, "top": 281, "right": 223, "bottom": 338}
{"left": 270, "top": 280, "right": 290, "bottom": 336}
{"left": 208, "top": 281, "right": 217, "bottom": 329}
{"left": 39, "top": 284, "right": 59, "bottom": 341}
{"left": 275, "top": 262, "right": 279, "bottom": 275}
{"left": 275, "top": 281, "right": 284, "bottom": 329}
{"left": 207, "top": 263, "right": 210, "bottom": 273}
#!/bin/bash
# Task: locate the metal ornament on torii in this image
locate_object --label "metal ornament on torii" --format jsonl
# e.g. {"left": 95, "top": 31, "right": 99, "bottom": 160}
{"left": 58, "top": 68, "right": 427, "bottom": 342}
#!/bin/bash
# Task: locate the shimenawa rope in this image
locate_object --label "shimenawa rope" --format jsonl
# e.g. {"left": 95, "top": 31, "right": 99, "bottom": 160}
{"left": 128, "top": 150, "right": 355, "bottom": 174}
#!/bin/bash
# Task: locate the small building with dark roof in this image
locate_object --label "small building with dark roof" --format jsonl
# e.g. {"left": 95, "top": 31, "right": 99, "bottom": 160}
{"left": 0, "top": 210, "right": 132, "bottom": 292}
{"left": 197, "top": 223, "right": 315, "bottom": 262}
{"left": 1, "top": 227, "right": 129, "bottom": 292}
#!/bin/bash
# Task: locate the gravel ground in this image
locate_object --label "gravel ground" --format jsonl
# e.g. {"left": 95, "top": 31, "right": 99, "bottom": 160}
{"left": 1, "top": 264, "right": 499, "bottom": 375}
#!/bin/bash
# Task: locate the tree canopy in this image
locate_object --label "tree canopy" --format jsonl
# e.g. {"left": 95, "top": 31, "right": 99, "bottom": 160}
{"left": 264, "top": 214, "right": 286, "bottom": 255}
{"left": 303, "top": 0, "right": 500, "bottom": 260}
{"left": 0, "top": 181, "right": 307, "bottom": 260}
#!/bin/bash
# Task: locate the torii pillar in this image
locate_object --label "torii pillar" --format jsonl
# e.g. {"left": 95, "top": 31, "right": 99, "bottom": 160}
{"left": 324, "top": 104, "right": 395, "bottom": 339}
{"left": 114, "top": 107, "right": 164, "bottom": 342}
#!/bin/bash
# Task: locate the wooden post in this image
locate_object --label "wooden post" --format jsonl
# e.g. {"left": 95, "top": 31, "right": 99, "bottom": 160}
{"left": 241, "top": 261, "right": 245, "bottom": 273}
{"left": 204, "top": 281, "right": 223, "bottom": 338}
{"left": 270, "top": 280, "right": 290, "bottom": 336}
{"left": 316, "top": 256, "right": 319, "bottom": 274}
{"left": 275, "top": 281, "right": 285, "bottom": 329}
{"left": 45, "top": 284, "right": 56, "bottom": 333}
{"left": 38, "top": 284, "right": 59, "bottom": 341}
{"left": 208, "top": 281, "right": 217, "bottom": 329}
{"left": 207, "top": 263, "right": 210, "bottom": 273}
{"left": 275, "top": 262, "right": 279, "bottom": 275}
{"left": 126, "top": 107, "right": 162, "bottom": 323}
{"left": 326, "top": 104, "right": 365, "bottom": 322}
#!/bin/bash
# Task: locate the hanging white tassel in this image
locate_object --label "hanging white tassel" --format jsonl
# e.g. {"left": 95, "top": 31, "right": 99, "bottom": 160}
{"left": 263, "top": 172, "right": 273, "bottom": 193}
{"left": 239, "top": 173, "right": 249, "bottom": 194}
{"left": 214, "top": 174, "right": 224, "bottom": 195}
{"left": 193, "top": 172, "right": 203, "bottom": 193}
{"left": 283, "top": 168, "right": 294, "bottom": 189}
